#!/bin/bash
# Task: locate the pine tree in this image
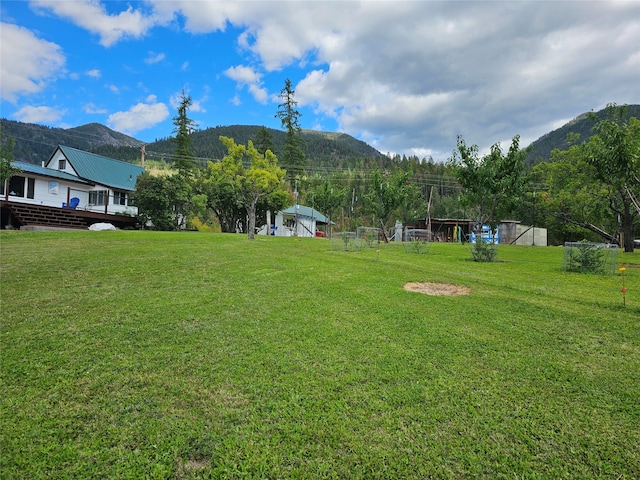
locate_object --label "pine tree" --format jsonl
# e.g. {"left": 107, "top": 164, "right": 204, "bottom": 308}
{"left": 171, "top": 88, "right": 197, "bottom": 174}
{"left": 275, "top": 79, "right": 306, "bottom": 171}
{"left": 254, "top": 126, "right": 275, "bottom": 156}
{"left": 0, "top": 127, "right": 19, "bottom": 184}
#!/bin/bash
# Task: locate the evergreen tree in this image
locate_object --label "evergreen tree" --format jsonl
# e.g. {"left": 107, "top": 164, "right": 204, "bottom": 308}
{"left": 254, "top": 126, "right": 275, "bottom": 156}
{"left": 275, "top": 78, "right": 306, "bottom": 171}
{"left": 171, "top": 88, "right": 197, "bottom": 174}
{"left": 1, "top": 127, "right": 19, "bottom": 184}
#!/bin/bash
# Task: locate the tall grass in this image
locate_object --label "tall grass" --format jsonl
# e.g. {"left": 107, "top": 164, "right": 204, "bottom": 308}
{"left": 1, "top": 231, "right": 638, "bottom": 479}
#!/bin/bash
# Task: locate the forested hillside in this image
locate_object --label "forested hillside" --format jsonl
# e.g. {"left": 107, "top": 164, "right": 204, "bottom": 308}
{"left": 525, "top": 104, "right": 640, "bottom": 164}
{"left": 3, "top": 105, "right": 637, "bottom": 246}
{"left": 5, "top": 104, "right": 638, "bottom": 169}
{"left": 0, "top": 119, "right": 384, "bottom": 169}
{"left": 0, "top": 119, "right": 143, "bottom": 165}
{"left": 138, "top": 125, "right": 385, "bottom": 170}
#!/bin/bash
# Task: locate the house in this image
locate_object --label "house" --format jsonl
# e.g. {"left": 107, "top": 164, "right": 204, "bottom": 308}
{"left": 1, "top": 145, "right": 144, "bottom": 230}
{"left": 258, "top": 204, "right": 331, "bottom": 237}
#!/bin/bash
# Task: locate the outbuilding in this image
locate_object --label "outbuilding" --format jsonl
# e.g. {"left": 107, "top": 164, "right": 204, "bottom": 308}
{"left": 259, "top": 204, "right": 330, "bottom": 237}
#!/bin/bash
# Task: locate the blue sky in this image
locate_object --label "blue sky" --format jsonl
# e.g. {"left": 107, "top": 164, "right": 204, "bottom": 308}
{"left": 1, "top": 1, "right": 639, "bottom": 161}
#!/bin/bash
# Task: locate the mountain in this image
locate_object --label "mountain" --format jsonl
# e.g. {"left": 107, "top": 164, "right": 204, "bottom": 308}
{"left": 136, "top": 125, "right": 384, "bottom": 168}
{"left": 0, "top": 119, "right": 143, "bottom": 165}
{"left": 4, "top": 103, "right": 638, "bottom": 168}
{"left": 525, "top": 104, "right": 640, "bottom": 165}
{"left": 1, "top": 119, "right": 383, "bottom": 168}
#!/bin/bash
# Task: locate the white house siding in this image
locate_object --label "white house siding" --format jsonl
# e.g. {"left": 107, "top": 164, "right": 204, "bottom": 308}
{"left": 84, "top": 187, "right": 137, "bottom": 216}
{"left": 4, "top": 175, "right": 137, "bottom": 216}
{"left": 4, "top": 175, "right": 84, "bottom": 208}
{"left": 296, "top": 216, "right": 316, "bottom": 237}
{"left": 46, "top": 150, "right": 79, "bottom": 176}
{"left": 270, "top": 212, "right": 316, "bottom": 237}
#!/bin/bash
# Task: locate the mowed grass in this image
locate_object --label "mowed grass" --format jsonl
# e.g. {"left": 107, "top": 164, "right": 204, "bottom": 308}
{"left": 1, "top": 230, "right": 639, "bottom": 479}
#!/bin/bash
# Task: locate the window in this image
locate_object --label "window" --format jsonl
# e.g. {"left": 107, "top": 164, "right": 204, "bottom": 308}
{"left": 58, "top": 159, "right": 66, "bottom": 170}
{"left": 113, "top": 191, "right": 127, "bottom": 206}
{"left": 8, "top": 176, "right": 25, "bottom": 197}
{"left": 89, "top": 190, "right": 107, "bottom": 206}
{"left": 27, "top": 178, "right": 35, "bottom": 199}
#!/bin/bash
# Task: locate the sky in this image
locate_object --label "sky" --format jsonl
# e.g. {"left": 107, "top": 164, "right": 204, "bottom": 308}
{"left": 1, "top": 1, "right": 639, "bottom": 162}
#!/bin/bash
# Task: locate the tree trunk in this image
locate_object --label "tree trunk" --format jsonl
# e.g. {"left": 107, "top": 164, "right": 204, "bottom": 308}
{"left": 247, "top": 200, "right": 257, "bottom": 240}
{"left": 622, "top": 210, "right": 635, "bottom": 252}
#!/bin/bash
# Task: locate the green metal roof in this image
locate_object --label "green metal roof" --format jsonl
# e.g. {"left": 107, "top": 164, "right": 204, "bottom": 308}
{"left": 13, "top": 161, "right": 90, "bottom": 185}
{"left": 54, "top": 145, "right": 144, "bottom": 191}
{"left": 280, "top": 204, "right": 329, "bottom": 224}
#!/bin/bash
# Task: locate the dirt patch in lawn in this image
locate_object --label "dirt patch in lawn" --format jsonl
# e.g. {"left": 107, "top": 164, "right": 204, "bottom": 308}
{"left": 403, "top": 282, "right": 471, "bottom": 296}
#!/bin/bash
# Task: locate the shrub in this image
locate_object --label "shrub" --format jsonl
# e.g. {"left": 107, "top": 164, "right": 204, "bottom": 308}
{"left": 470, "top": 240, "right": 498, "bottom": 262}
{"left": 562, "top": 240, "right": 616, "bottom": 275}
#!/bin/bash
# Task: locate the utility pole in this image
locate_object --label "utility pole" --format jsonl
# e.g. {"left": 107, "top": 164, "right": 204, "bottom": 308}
{"left": 140, "top": 144, "right": 146, "bottom": 168}
{"left": 532, "top": 190, "right": 536, "bottom": 246}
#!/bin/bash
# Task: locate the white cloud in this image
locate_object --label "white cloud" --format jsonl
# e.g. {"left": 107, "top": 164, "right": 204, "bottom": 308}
{"left": 191, "top": 100, "right": 206, "bottom": 113}
{"left": 149, "top": 1, "right": 242, "bottom": 33}
{"left": 224, "top": 65, "right": 268, "bottom": 104}
{"left": 13, "top": 105, "right": 66, "bottom": 124}
{"left": 86, "top": 69, "right": 101, "bottom": 78}
{"left": 145, "top": 52, "right": 165, "bottom": 64}
{"left": 16, "top": 1, "right": 640, "bottom": 157}
{"left": 107, "top": 99, "right": 169, "bottom": 135}
{"left": 0, "top": 23, "right": 65, "bottom": 102}
{"left": 83, "top": 103, "right": 107, "bottom": 114}
{"left": 224, "top": 65, "right": 261, "bottom": 84}
{"left": 31, "top": 0, "right": 155, "bottom": 47}
{"left": 107, "top": 84, "right": 119, "bottom": 94}
{"left": 209, "top": 0, "right": 638, "bottom": 158}
{"left": 169, "top": 89, "right": 207, "bottom": 114}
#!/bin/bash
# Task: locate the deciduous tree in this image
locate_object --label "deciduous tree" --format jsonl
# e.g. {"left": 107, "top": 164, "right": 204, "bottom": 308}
{"left": 532, "top": 141, "right": 611, "bottom": 245}
{"left": 202, "top": 137, "right": 245, "bottom": 233}
{"left": 364, "top": 169, "right": 412, "bottom": 239}
{"left": 134, "top": 172, "right": 173, "bottom": 230}
{"left": 134, "top": 171, "right": 194, "bottom": 231}
{"left": 586, "top": 104, "right": 640, "bottom": 251}
{"left": 306, "top": 179, "right": 347, "bottom": 237}
{"left": 206, "top": 136, "right": 289, "bottom": 239}
{"left": 533, "top": 105, "right": 639, "bottom": 251}
{"left": 448, "top": 135, "right": 527, "bottom": 232}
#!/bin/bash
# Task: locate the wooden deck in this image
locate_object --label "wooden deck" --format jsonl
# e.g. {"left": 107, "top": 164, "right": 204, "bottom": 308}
{"left": 1, "top": 201, "right": 139, "bottom": 230}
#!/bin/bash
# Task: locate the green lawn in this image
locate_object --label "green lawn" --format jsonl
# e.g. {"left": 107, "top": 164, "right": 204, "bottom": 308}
{"left": 1, "top": 231, "right": 639, "bottom": 479}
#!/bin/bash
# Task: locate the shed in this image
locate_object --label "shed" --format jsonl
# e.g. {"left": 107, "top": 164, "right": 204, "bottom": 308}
{"left": 259, "top": 204, "right": 330, "bottom": 237}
